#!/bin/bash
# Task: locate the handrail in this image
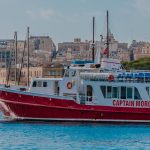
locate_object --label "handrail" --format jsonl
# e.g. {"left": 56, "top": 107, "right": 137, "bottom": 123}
{"left": 0, "top": 87, "right": 75, "bottom": 101}
{"left": 80, "top": 72, "right": 150, "bottom": 83}
{"left": 91, "top": 78, "right": 150, "bottom": 83}
{"left": 78, "top": 95, "right": 97, "bottom": 104}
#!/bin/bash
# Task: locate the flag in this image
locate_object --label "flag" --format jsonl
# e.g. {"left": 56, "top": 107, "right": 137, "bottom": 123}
{"left": 103, "top": 47, "right": 108, "bottom": 55}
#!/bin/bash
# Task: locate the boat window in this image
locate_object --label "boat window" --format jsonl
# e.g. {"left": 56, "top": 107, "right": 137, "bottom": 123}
{"left": 112, "top": 87, "right": 118, "bottom": 98}
{"left": 134, "top": 87, "right": 142, "bottom": 100}
{"left": 71, "top": 70, "right": 76, "bottom": 77}
{"left": 101, "top": 86, "right": 106, "bottom": 98}
{"left": 32, "top": 81, "right": 37, "bottom": 87}
{"left": 87, "top": 85, "right": 93, "bottom": 101}
{"left": 101, "top": 86, "right": 119, "bottom": 99}
{"left": 121, "top": 87, "right": 126, "bottom": 99}
{"left": 146, "top": 87, "right": 150, "bottom": 98}
{"left": 64, "top": 70, "right": 69, "bottom": 77}
{"left": 107, "top": 86, "right": 112, "bottom": 98}
{"left": 100, "top": 85, "right": 138, "bottom": 100}
{"left": 127, "top": 87, "right": 133, "bottom": 99}
{"left": 43, "top": 81, "right": 47, "bottom": 87}
{"left": 37, "top": 81, "right": 42, "bottom": 87}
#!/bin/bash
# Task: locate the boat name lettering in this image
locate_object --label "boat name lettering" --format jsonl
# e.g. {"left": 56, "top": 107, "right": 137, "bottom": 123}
{"left": 113, "top": 100, "right": 150, "bottom": 107}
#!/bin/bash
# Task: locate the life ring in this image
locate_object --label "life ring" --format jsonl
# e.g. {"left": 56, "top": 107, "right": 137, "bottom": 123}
{"left": 67, "top": 82, "right": 72, "bottom": 89}
{"left": 108, "top": 74, "right": 114, "bottom": 81}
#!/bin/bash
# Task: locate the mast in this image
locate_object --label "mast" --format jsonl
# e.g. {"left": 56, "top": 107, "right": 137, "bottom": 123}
{"left": 92, "top": 16, "right": 95, "bottom": 61}
{"left": 6, "top": 50, "right": 12, "bottom": 86}
{"left": 18, "top": 41, "right": 26, "bottom": 85}
{"left": 106, "top": 10, "right": 109, "bottom": 58}
{"left": 14, "top": 31, "right": 17, "bottom": 85}
{"left": 27, "top": 27, "right": 30, "bottom": 86}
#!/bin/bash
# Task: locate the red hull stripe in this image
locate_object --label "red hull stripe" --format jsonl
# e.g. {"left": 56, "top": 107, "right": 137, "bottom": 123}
{"left": 1, "top": 90, "right": 150, "bottom": 122}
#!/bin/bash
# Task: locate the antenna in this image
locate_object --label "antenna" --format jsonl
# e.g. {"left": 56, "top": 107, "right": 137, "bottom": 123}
{"left": 5, "top": 50, "right": 12, "bottom": 87}
{"left": 106, "top": 10, "right": 109, "bottom": 58}
{"left": 92, "top": 16, "right": 95, "bottom": 61}
{"left": 18, "top": 41, "right": 26, "bottom": 85}
{"left": 27, "top": 27, "right": 30, "bottom": 87}
{"left": 14, "top": 31, "right": 18, "bottom": 85}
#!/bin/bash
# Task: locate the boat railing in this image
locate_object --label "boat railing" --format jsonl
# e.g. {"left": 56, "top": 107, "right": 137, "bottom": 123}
{"left": 80, "top": 72, "right": 150, "bottom": 83}
{"left": 78, "top": 95, "right": 97, "bottom": 105}
{"left": 116, "top": 72, "right": 150, "bottom": 83}
{"left": 63, "top": 93, "right": 77, "bottom": 100}
{"left": 129, "top": 70, "right": 150, "bottom": 73}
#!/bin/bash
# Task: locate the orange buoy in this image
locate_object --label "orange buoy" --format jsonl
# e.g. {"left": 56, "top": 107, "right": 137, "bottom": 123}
{"left": 67, "top": 82, "right": 72, "bottom": 89}
{"left": 108, "top": 74, "right": 114, "bottom": 81}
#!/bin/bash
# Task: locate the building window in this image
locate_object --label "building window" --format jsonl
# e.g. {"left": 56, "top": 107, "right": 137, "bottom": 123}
{"left": 37, "top": 71, "right": 38, "bottom": 76}
{"left": 43, "top": 81, "right": 47, "bottom": 87}
{"left": 32, "top": 81, "right": 37, "bottom": 87}
{"left": 37, "top": 81, "right": 42, "bottom": 87}
{"left": 39, "top": 71, "right": 41, "bottom": 76}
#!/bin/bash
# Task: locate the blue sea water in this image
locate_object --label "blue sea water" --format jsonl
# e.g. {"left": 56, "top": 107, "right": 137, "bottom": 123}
{"left": 0, "top": 114, "right": 150, "bottom": 150}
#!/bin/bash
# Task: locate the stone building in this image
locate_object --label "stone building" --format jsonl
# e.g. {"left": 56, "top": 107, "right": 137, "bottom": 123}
{"left": 55, "top": 38, "right": 90, "bottom": 64}
{"left": 29, "top": 36, "right": 56, "bottom": 52}
{"left": 0, "top": 64, "right": 64, "bottom": 85}
{"left": 117, "top": 48, "right": 130, "bottom": 62}
{"left": 134, "top": 44, "right": 150, "bottom": 60}
{"left": 129, "top": 40, "right": 150, "bottom": 60}
{"left": 96, "top": 33, "right": 128, "bottom": 61}
{"left": 0, "top": 40, "right": 15, "bottom": 68}
{"left": 58, "top": 38, "right": 90, "bottom": 52}
{"left": 29, "top": 36, "right": 56, "bottom": 65}
{"left": 16, "top": 36, "right": 56, "bottom": 67}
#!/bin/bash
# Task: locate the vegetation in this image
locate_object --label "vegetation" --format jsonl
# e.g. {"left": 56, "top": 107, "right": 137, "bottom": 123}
{"left": 122, "top": 57, "right": 150, "bottom": 70}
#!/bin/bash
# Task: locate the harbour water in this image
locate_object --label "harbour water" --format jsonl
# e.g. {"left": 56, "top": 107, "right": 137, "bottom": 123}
{"left": 0, "top": 115, "right": 149, "bottom": 150}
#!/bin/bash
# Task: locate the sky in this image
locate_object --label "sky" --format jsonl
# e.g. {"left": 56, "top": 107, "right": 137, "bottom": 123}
{"left": 0, "top": 0, "right": 150, "bottom": 45}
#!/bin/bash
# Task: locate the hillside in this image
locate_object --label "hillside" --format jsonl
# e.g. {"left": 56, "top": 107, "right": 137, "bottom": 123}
{"left": 122, "top": 57, "right": 150, "bottom": 70}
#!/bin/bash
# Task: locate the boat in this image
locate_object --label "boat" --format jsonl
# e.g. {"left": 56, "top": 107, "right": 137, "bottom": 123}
{"left": 0, "top": 12, "right": 150, "bottom": 123}
{"left": 0, "top": 57, "right": 150, "bottom": 122}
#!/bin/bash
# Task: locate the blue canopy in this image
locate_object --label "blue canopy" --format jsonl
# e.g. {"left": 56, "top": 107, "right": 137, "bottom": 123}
{"left": 117, "top": 72, "right": 150, "bottom": 78}
{"left": 71, "top": 60, "right": 94, "bottom": 65}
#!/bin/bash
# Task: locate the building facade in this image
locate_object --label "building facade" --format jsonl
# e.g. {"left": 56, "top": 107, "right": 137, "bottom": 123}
{"left": 0, "top": 40, "right": 15, "bottom": 68}
{"left": 129, "top": 40, "right": 150, "bottom": 60}
{"left": 58, "top": 38, "right": 90, "bottom": 52}
{"left": 55, "top": 38, "right": 90, "bottom": 64}
{"left": 0, "top": 64, "right": 64, "bottom": 85}
{"left": 29, "top": 36, "right": 56, "bottom": 52}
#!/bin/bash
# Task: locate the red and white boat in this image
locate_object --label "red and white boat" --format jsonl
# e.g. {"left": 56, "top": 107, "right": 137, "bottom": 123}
{"left": 0, "top": 58, "right": 150, "bottom": 123}
{"left": 0, "top": 11, "right": 150, "bottom": 123}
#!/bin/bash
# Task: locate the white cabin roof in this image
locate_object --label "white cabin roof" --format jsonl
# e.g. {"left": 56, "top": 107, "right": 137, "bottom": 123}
{"left": 69, "top": 66, "right": 97, "bottom": 70}
{"left": 32, "top": 78, "right": 63, "bottom": 81}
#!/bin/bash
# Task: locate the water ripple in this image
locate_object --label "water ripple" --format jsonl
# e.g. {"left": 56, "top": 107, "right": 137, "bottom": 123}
{"left": 0, "top": 117, "right": 150, "bottom": 149}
